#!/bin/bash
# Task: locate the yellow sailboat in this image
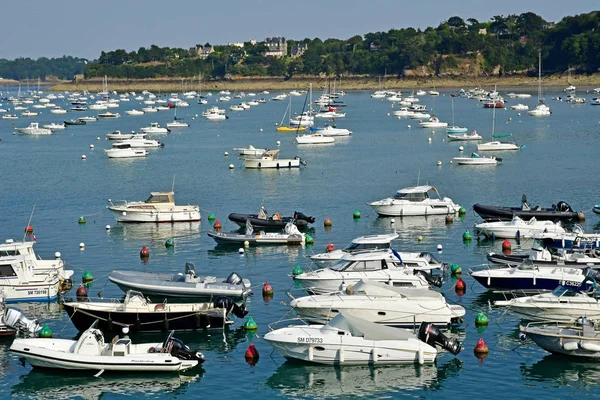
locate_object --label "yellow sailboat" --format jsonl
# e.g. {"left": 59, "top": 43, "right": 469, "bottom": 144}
{"left": 276, "top": 95, "right": 307, "bottom": 132}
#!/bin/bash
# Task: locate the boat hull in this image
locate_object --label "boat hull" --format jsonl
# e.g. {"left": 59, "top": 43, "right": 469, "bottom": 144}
{"left": 243, "top": 158, "right": 300, "bottom": 168}
{"left": 368, "top": 202, "right": 459, "bottom": 217}
{"left": 228, "top": 213, "right": 310, "bottom": 230}
{"left": 207, "top": 231, "right": 304, "bottom": 245}
{"left": 108, "top": 208, "right": 200, "bottom": 223}
{"left": 473, "top": 204, "right": 579, "bottom": 222}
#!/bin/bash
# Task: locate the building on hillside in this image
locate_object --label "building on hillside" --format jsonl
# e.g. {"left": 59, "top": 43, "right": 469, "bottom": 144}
{"left": 189, "top": 45, "right": 215, "bottom": 59}
{"left": 229, "top": 42, "right": 244, "bottom": 48}
{"left": 291, "top": 43, "right": 308, "bottom": 58}
{"left": 478, "top": 28, "right": 487, "bottom": 35}
{"left": 264, "top": 37, "right": 287, "bottom": 57}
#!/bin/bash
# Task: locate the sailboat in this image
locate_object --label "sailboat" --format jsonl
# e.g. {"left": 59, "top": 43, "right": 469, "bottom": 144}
{"left": 528, "top": 52, "right": 552, "bottom": 117}
{"left": 276, "top": 96, "right": 306, "bottom": 132}
{"left": 564, "top": 67, "right": 576, "bottom": 92}
{"left": 446, "top": 98, "right": 468, "bottom": 134}
{"left": 197, "top": 73, "right": 208, "bottom": 104}
{"left": 166, "top": 107, "right": 189, "bottom": 128}
{"left": 477, "top": 104, "right": 520, "bottom": 151}
{"left": 295, "top": 84, "right": 335, "bottom": 144}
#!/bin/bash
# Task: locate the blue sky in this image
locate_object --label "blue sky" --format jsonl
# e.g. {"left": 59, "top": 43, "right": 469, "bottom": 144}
{"left": 3, "top": 0, "right": 598, "bottom": 60}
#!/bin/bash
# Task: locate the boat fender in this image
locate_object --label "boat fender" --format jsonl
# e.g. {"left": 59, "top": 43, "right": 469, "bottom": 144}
{"left": 194, "top": 314, "right": 202, "bottom": 329}
{"left": 580, "top": 342, "right": 600, "bottom": 352}
{"left": 148, "top": 346, "right": 156, "bottom": 353}
{"left": 200, "top": 313, "right": 210, "bottom": 328}
{"left": 107, "top": 315, "right": 113, "bottom": 331}
{"left": 135, "top": 318, "right": 142, "bottom": 331}
{"left": 562, "top": 341, "right": 579, "bottom": 351}
{"left": 163, "top": 317, "right": 169, "bottom": 332}
{"left": 258, "top": 162, "right": 261, "bottom": 168}
{"left": 276, "top": 163, "right": 280, "bottom": 169}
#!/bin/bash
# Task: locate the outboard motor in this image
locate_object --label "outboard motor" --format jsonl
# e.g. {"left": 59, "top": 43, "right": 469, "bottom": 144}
{"left": 226, "top": 272, "right": 243, "bottom": 286}
{"left": 214, "top": 296, "right": 248, "bottom": 319}
{"left": 556, "top": 201, "right": 573, "bottom": 212}
{"left": 414, "top": 270, "right": 443, "bottom": 288}
{"left": 417, "top": 322, "right": 462, "bottom": 356}
{"left": 167, "top": 337, "right": 205, "bottom": 363}
{"left": 293, "top": 211, "right": 316, "bottom": 224}
{"left": 3, "top": 307, "right": 42, "bottom": 335}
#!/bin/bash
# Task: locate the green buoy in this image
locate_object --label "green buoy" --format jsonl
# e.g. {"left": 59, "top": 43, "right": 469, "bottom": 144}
{"left": 450, "top": 264, "right": 462, "bottom": 274}
{"left": 207, "top": 213, "right": 216, "bottom": 221}
{"left": 82, "top": 270, "right": 93, "bottom": 284}
{"left": 475, "top": 311, "right": 489, "bottom": 326}
{"left": 78, "top": 216, "right": 86, "bottom": 224}
{"left": 458, "top": 207, "right": 466, "bottom": 216}
{"left": 463, "top": 230, "right": 472, "bottom": 241}
{"left": 39, "top": 325, "right": 53, "bottom": 338}
{"left": 244, "top": 316, "right": 258, "bottom": 331}
{"left": 292, "top": 265, "right": 303, "bottom": 276}
{"left": 353, "top": 209, "right": 361, "bottom": 219}
{"left": 305, "top": 234, "right": 314, "bottom": 245}
{"left": 165, "top": 237, "right": 175, "bottom": 248}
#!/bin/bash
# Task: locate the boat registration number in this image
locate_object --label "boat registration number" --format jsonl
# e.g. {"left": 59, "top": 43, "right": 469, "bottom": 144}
{"left": 297, "top": 337, "right": 323, "bottom": 343}
{"left": 27, "top": 289, "right": 47, "bottom": 296}
{"left": 564, "top": 280, "right": 581, "bottom": 287}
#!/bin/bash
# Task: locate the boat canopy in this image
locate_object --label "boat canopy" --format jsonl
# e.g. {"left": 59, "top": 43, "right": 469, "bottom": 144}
{"left": 393, "top": 186, "right": 441, "bottom": 201}
{"left": 146, "top": 192, "right": 175, "bottom": 203}
{"left": 326, "top": 312, "right": 415, "bottom": 341}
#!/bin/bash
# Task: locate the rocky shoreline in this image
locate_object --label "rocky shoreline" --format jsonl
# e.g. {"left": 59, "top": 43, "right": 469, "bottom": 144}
{"left": 45, "top": 74, "right": 600, "bottom": 93}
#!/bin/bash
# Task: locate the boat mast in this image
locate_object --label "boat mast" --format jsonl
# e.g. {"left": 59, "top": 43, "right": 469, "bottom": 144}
{"left": 537, "top": 51, "right": 542, "bottom": 104}
{"left": 22, "top": 204, "right": 36, "bottom": 242}
{"left": 171, "top": 175, "right": 176, "bottom": 193}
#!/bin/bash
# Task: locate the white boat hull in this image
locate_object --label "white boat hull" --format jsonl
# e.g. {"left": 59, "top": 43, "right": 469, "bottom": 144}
{"left": 108, "top": 208, "right": 201, "bottom": 223}
{"left": 477, "top": 141, "right": 520, "bottom": 151}
{"left": 368, "top": 201, "right": 460, "bottom": 217}
{"left": 105, "top": 149, "right": 148, "bottom": 158}
{"left": 244, "top": 158, "right": 300, "bottom": 168}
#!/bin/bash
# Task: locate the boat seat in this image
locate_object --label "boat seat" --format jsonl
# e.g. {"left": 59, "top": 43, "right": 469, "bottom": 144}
{"left": 111, "top": 335, "right": 119, "bottom": 345}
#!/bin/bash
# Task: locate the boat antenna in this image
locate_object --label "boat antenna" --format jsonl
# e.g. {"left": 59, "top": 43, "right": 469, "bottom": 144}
{"left": 417, "top": 170, "right": 421, "bottom": 186}
{"left": 23, "top": 204, "right": 36, "bottom": 242}
{"left": 171, "top": 175, "right": 176, "bottom": 193}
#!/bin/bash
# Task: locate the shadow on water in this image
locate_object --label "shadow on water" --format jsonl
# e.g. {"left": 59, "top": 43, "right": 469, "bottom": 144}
{"left": 521, "top": 354, "right": 600, "bottom": 389}
{"left": 265, "top": 358, "right": 463, "bottom": 398}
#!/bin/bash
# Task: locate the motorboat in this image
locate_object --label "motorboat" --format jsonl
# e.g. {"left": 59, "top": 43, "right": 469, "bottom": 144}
{"left": 486, "top": 245, "right": 600, "bottom": 268}
{"left": 292, "top": 249, "right": 445, "bottom": 295}
{"left": 63, "top": 290, "right": 248, "bottom": 333}
{"left": 242, "top": 150, "right": 305, "bottom": 169}
{"left": 477, "top": 140, "right": 520, "bottom": 151}
{"left": 314, "top": 111, "right": 346, "bottom": 119}
{"left": 469, "top": 260, "right": 587, "bottom": 292}
{"left": 447, "top": 130, "right": 482, "bottom": 141}
{"left": 2, "top": 114, "right": 18, "bottom": 120}
{"left": 78, "top": 116, "right": 97, "bottom": 122}
{"left": 106, "top": 130, "right": 146, "bottom": 140}
{"left": 532, "top": 228, "right": 600, "bottom": 251}
{"left": 15, "top": 122, "right": 52, "bottom": 135}
{"left": 264, "top": 313, "right": 461, "bottom": 365}
{"left": 204, "top": 110, "right": 228, "bottom": 120}
{"left": 310, "top": 125, "right": 352, "bottom": 136}
{"left": 309, "top": 233, "right": 399, "bottom": 267}
{"left": 473, "top": 195, "right": 581, "bottom": 222}
{"left": 419, "top": 116, "right": 447, "bottom": 128}
{"left": 520, "top": 318, "right": 600, "bottom": 358}
{"left": 483, "top": 101, "right": 505, "bottom": 108}
{"left": 445, "top": 126, "right": 468, "bottom": 134}
{"left": 228, "top": 208, "right": 315, "bottom": 230}
{"left": 591, "top": 97, "right": 600, "bottom": 106}
{"left": 475, "top": 216, "right": 566, "bottom": 239}
{"left": 510, "top": 104, "right": 529, "bottom": 111}
{"left": 21, "top": 111, "right": 39, "bottom": 117}
{"left": 229, "top": 104, "right": 245, "bottom": 111}
{"left": 368, "top": 185, "right": 461, "bottom": 217}
{"left": 290, "top": 279, "right": 465, "bottom": 328}
{"left": 42, "top": 123, "right": 66, "bottom": 131}
{"left": 64, "top": 119, "right": 86, "bottom": 126}
{"left": 116, "top": 138, "right": 164, "bottom": 148}
{"left": 233, "top": 145, "right": 268, "bottom": 157}
{"left": 142, "top": 106, "right": 158, "bottom": 113}
{"left": 0, "top": 239, "right": 74, "bottom": 302}
{"left": 105, "top": 143, "right": 149, "bottom": 158}
{"left": 166, "top": 119, "right": 189, "bottom": 128}
{"left": 107, "top": 191, "right": 200, "bottom": 223}
{"left": 208, "top": 221, "right": 306, "bottom": 246}
{"left": 495, "top": 278, "right": 600, "bottom": 322}
{"left": 10, "top": 322, "right": 204, "bottom": 372}
{"left": 140, "top": 122, "right": 169, "bottom": 134}
{"left": 295, "top": 133, "right": 335, "bottom": 144}
{"left": 49, "top": 107, "right": 67, "bottom": 114}
{"left": 108, "top": 263, "right": 252, "bottom": 300}
{"left": 98, "top": 112, "right": 120, "bottom": 118}
{"left": 125, "top": 109, "right": 144, "bottom": 116}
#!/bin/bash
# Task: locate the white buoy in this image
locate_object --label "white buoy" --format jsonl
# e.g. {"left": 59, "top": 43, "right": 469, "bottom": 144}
{"left": 437, "top": 161, "right": 442, "bottom": 166}
{"left": 449, "top": 160, "right": 453, "bottom": 164}
{"left": 387, "top": 112, "right": 390, "bottom": 116}
{"left": 244, "top": 240, "right": 250, "bottom": 248}
{"left": 224, "top": 151, "right": 229, "bottom": 156}
{"left": 428, "top": 138, "right": 432, "bottom": 143}
{"left": 260, "top": 128, "right": 263, "bottom": 132}
{"left": 105, "top": 225, "right": 111, "bottom": 231}
{"left": 238, "top": 248, "right": 245, "bottom": 254}
{"left": 407, "top": 124, "right": 411, "bottom": 129}
{"left": 517, "top": 113, "right": 521, "bottom": 116}
{"left": 54, "top": 252, "right": 61, "bottom": 259}
{"left": 390, "top": 218, "right": 396, "bottom": 224}
{"left": 79, "top": 242, "right": 85, "bottom": 249}
{"left": 122, "top": 326, "right": 130, "bottom": 335}
{"left": 229, "top": 164, "right": 234, "bottom": 169}
{"left": 97, "top": 137, "right": 101, "bottom": 140}
{"left": 277, "top": 140, "right": 281, "bottom": 146}
{"left": 431, "top": 130, "right": 435, "bottom": 135}
{"left": 437, "top": 244, "right": 443, "bottom": 251}
{"left": 459, "top": 146, "right": 464, "bottom": 151}
{"left": 90, "top": 144, "right": 94, "bottom": 149}
{"left": 81, "top": 155, "right": 87, "bottom": 160}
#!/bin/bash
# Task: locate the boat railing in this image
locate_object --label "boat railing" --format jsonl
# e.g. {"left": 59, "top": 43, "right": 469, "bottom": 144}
{"left": 267, "top": 316, "right": 310, "bottom": 332}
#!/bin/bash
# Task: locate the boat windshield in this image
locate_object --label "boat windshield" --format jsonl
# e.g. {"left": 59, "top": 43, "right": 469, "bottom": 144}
{"left": 418, "top": 252, "right": 440, "bottom": 264}
{"left": 343, "top": 242, "right": 391, "bottom": 252}
{"left": 551, "top": 285, "right": 579, "bottom": 297}
{"left": 146, "top": 194, "right": 172, "bottom": 203}
{"left": 393, "top": 191, "right": 428, "bottom": 201}
{"left": 331, "top": 260, "right": 386, "bottom": 272}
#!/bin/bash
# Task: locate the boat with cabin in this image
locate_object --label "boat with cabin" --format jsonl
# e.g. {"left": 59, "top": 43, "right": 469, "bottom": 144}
{"left": 368, "top": 185, "right": 461, "bottom": 217}
{"left": 107, "top": 191, "right": 200, "bottom": 223}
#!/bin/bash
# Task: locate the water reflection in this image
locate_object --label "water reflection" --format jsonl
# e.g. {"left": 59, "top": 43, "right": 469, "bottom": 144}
{"left": 11, "top": 370, "right": 200, "bottom": 400}
{"left": 106, "top": 221, "right": 202, "bottom": 248}
{"left": 266, "top": 359, "right": 463, "bottom": 398}
{"left": 521, "top": 355, "right": 600, "bottom": 389}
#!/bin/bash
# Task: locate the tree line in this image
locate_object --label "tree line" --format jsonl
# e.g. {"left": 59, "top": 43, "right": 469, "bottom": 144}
{"left": 0, "top": 56, "right": 87, "bottom": 81}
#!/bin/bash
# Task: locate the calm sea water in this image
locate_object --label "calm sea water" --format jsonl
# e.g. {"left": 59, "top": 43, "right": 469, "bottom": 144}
{"left": 1, "top": 87, "right": 600, "bottom": 399}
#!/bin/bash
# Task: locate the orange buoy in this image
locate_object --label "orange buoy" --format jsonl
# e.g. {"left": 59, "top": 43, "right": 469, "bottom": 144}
{"left": 25, "top": 225, "right": 34, "bottom": 234}
{"left": 324, "top": 217, "right": 332, "bottom": 227}
{"left": 214, "top": 220, "right": 222, "bottom": 230}
{"left": 262, "top": 282, "right": 274, "bottom": 297}
{"left": 474, "top": 338, "right": 489, "bottom": 354}
{"left": 76, "top": 284, "right": 88, "bottom": 300}
{"left": 245, "top": 344, "right": 259, "bottom": 365}
{"left": 140, "top": 246, "right": 149, "bottom": 259}
{"left": 455, "top": 277, "right": 466, "bottom": 296}
{"left": 502, "top": 238, "right": 511, "bottom": 254}
{"left": 326, "top": 243, "right": 335, "bottom": 252}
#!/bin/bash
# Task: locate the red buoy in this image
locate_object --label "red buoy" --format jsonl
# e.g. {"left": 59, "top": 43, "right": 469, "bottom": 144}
{"left": 25, "top": 225, "right": 34, "bottom": 234}
{"left": 455, "top": 277, "right": 466, "bottom": 296}
{"left": 214, "top": 220, "right": 222, "bottom": 230}
{"left": 474, "top": 338, "right": 489, "bottom": 354}
{"left": 140, "top": 246, "right": 150, "bottom": 259}
{"left": 326, "top": 243, "right": 335, "bottom": 252}
{"left": 262, "top": 282, "right": 274, "bottom": 297}
{"left": 502, "top": 238, "right": 512, "bottom": 254}
{"left": 245, "top": 343, "right": 259, "bottom": 365}
{"left": 76, "top": 284, "right": 88, "bottom": 299}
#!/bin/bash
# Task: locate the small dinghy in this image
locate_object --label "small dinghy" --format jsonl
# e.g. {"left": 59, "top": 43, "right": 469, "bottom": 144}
{"left": 63, "top": 290, "right": 248, "bottom": 333}
{"left": 264, "top": 312, "right": 461, "bottom": 366}
{"left": 228, "top": 207, "right": 315, "bottom": 230}
{"left": 208, "top": 221, "right": 306, "bottom": 246}
{"left": 309, "top": 233, "right": 399, "bottom": 267}
{"left": 108, "top": 263, "right": 252, "bottom": 300}
{"left": 10, "top": 322, "right": 204, "bottom": 372}
{"left": 521, "top": 317, "right": 600, "bottom": 358}
{"left": 473, "top": 194, "right": 582, "bottom": 222}
{"left": 475, "top": 215, "right": 566, "bottom": 239}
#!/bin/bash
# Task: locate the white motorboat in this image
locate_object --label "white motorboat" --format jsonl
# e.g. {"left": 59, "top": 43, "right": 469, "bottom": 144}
{"left": 477, "top": 140, "right": 520, "bottom": 151}
{"left": 495, "top": 279, "right": 600, "bottom": 321}
{"left": 453, "top": 153, "right": 500, "bottom": 166}
{"left": 293, "top": 249, "right": 445, "bottom": 295}
{"left": 264, "top": 312, "right": 462, "bottom": 365}
{"left": 10, "top": 322, "right": 204, "bottom": 372}
{"left": 295, "top": 133, "right": 335, "bottom": 144}
{"left": 591, "top": 97, "right": 600, "bottom": 105}
{"left": 520, "top": 318, "right": 600, "bottom": 358}
{"left": 15, "top": 122, "right": 52, "bottom": 135}
{"left": 475, "top": 216, "right": 566, "bottom": 239}
{"left": 78, "top": 116, "right": 98, "bottom": 122}
{"left": 419, "top": 116, "right": 447, "bottom": 128}
{"left": 106, "top": 131, "right": 146, "bottom": 140}
{"left": 208, "top": 221, "right": 305, "bottom": 246}
{"left": 105, "top": 143, "right": 149, "bottom": 158}
{"left": 21, "top": 111, "right": 39, "bottom": 117}
{"left": 98, "top": 111, "right": 121, "bottom": 118}
{"left": 140, "top": 122, "right": 170, "bottom": 134}
{"left": 309, "top": 233, "right": 399, "bottom": 267}
{"left": 488, "top": 245, "right": 600, "bottom": 268}
{"left": 272, "top": 94, "right": 288, "bottom": 101}
{"left": 233, "top": 145, "right": 268, "bottom": 156}
{"left": 108, "top": 263, "right": 252, "bottom": 300}
{"left": 510, "top": 104, "right": 529, "bottom": 111}
{"left": 528, "top": 52, "right": 551, "bottom": 116}
{"left": 116, "top": 138, "right": 164, "bottom": 148}
{"left": 107, "top": 191, "right": 200, "bottom": 223}
{"left": 2, "top": 114, "right": 18, "bottom": 120}
{"left": 125, "top": 109, "right": 144, "bottom": 116}
{"left": 49, "top": 107, "right": 67, "bottom": 114}
{"left": 166, "top": 119, "right": 189, "bottom": 128}
{"left": 311, "top": 125, "right": 352, "bottom": 136}
{"left": 368, "top": 185, "right": 460, "bottom": 217}
{"left": 291, "top": 279, "right": 465, "bottom": 328}
{"left": 142, "top": 106, "right": 158, "bottom": 113}
{"left": 89, "top": 103, "right": 108, "bottom": 110}
{"left": 0, "top": 239, "right": 74, "bottom": 302}
{"left": 42, "top": 123, "right": 66, "bottom": 131}
{"left": 447, "top": 130, "right": 482, "bottom": 141}
{"left": 243, "top": 149, "right": 304, "bottom": 169}
{"left": 229, "top": 104, "right": 245, "bottom": 111}
{"left": 204, "top": 110, "right": 227, "bottom": 120}
{"left": 315, "top": 111, "right": 346, "bottom": 119}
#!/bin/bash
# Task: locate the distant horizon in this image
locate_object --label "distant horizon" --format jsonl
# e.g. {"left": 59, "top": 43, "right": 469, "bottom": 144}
{"left": 1, "top": 1, "right": 598, "bottom": 61}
